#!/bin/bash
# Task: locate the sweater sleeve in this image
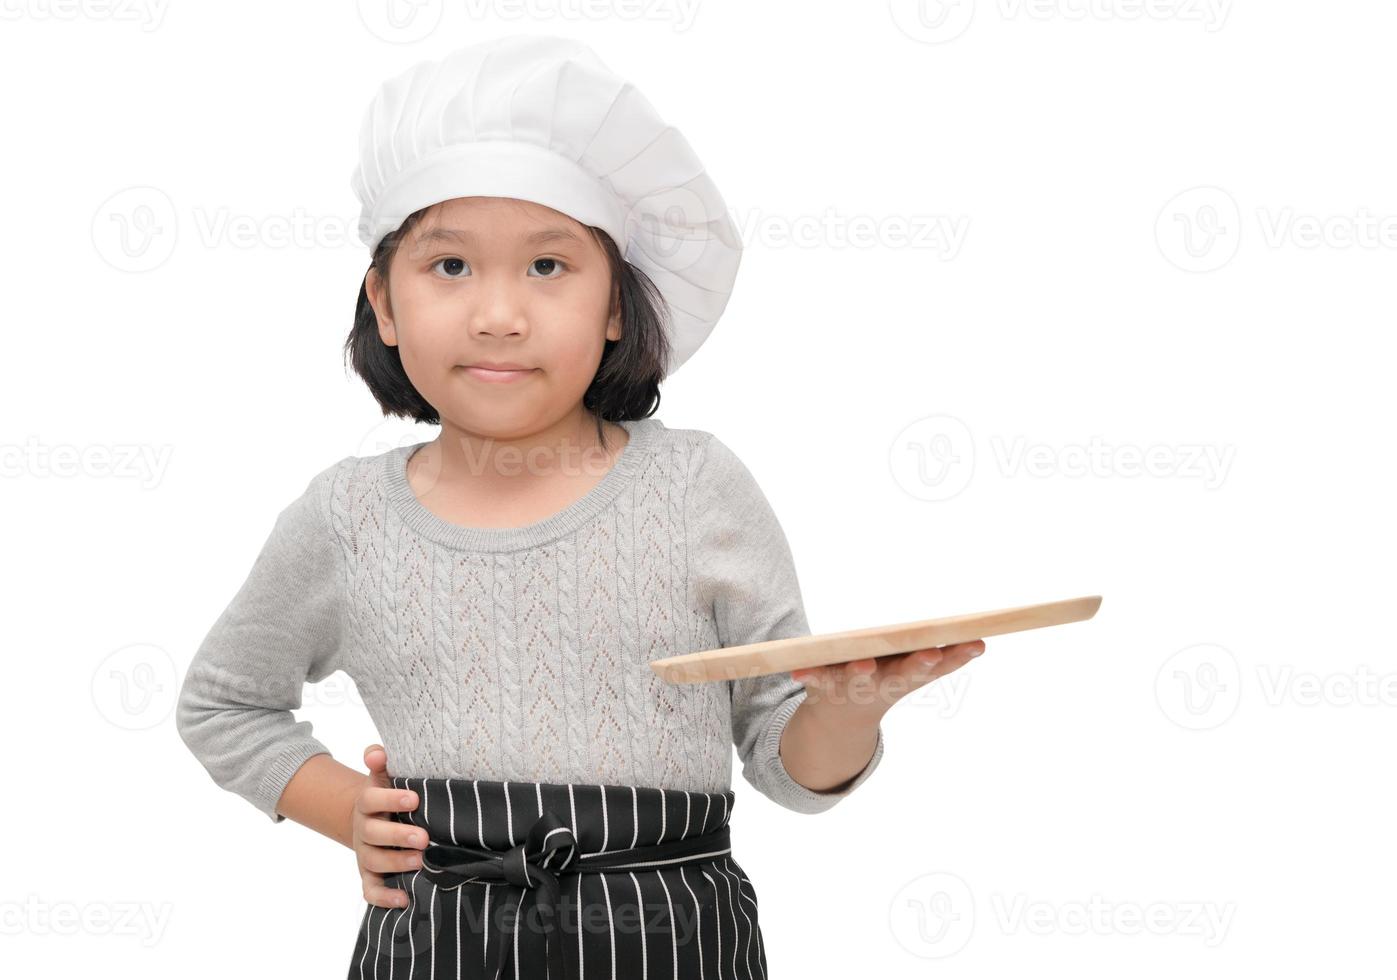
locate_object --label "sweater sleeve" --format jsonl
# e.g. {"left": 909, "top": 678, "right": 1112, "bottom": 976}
{"left": 175, "top": 466, "right": 346, "bottom": 823}
{"left": 688, "top": 433, "right": 884, "bottom": 815}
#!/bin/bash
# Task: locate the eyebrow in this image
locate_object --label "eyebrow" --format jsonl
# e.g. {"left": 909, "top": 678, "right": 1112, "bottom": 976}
{"left": 417, "top": 227, "right": 584, "bottom": 247}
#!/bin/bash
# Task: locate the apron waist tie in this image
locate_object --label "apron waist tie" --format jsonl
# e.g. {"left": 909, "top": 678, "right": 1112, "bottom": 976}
{"left": 420, "top": 809, "right": 733, "bottom": 980}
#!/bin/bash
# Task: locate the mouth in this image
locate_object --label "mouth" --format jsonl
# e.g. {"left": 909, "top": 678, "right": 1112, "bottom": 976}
{"left": 460, "top": 365, "right": 538, "bottom": 383}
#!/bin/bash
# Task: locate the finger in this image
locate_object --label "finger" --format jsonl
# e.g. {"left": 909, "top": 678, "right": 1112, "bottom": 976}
{"left": 364, "top": 744, "right": 388, "bottom": 771}
{"left": 897, "top": 647, "right": 947, "bottom": 679}
{"left": 357, "top": 785, "right": 419, "bottom": 816}
{"left": 360, "top": 843, "right": 426, "bottom": 876}
{"left": 920, "top": 641, "right": 987, "bottom": 683}
{"left": 360, "top": 816, "right": 430, "bottom": 850}
{"left": 362, "top": 871, "right": 413, "bottom": 910}
{"left": 842, "top": 658, "right": 880, "bottom": 678}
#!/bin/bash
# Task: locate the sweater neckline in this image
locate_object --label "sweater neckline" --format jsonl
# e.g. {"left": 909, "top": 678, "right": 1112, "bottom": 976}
{"left": 381, "top": 417, "right": 661, "bottom": 552}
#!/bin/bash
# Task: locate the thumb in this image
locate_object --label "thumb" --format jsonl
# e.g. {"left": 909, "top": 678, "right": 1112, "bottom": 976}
{"left": 363, "top": 744, "right": 391, "bottom": 787}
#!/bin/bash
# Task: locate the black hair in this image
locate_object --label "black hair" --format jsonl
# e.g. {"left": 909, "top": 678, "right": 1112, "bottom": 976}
{"left": 344, "top": 204, "right": 671, "bottom": 451}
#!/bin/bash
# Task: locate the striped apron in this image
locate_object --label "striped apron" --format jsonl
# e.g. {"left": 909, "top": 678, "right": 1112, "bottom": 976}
{"left": 347, "top": 776, "right": 768, "bottom": 980}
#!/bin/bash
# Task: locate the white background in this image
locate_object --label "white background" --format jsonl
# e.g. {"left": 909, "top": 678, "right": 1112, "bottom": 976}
{"left": 5, "top": 1, "right": 1393, "bottom": 976}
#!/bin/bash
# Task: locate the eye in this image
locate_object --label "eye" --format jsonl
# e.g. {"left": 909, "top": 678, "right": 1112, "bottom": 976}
{"left": 528, "top": 257, "right": 565, "bottom": 279}
{"left": 431, "top": 257, "right": 469, "bottom": 278}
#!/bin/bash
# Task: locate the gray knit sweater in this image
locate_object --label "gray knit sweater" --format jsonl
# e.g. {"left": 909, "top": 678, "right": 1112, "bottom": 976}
{"left": 175, "top": 417, "right": 884, "bottom": 823}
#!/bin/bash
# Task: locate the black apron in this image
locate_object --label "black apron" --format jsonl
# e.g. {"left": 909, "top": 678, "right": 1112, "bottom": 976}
{"left": 347, "top": 776, "right": 768, "bottom": 980}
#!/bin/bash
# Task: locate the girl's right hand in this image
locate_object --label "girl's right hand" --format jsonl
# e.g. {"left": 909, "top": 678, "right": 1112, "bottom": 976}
{"left": 352, "top": 744, "right": 428, "bottom": 909}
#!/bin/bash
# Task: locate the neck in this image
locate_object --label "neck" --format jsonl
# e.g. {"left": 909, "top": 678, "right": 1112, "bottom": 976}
{"left": 425, "top": 408, "right": 622, "bottom": 492}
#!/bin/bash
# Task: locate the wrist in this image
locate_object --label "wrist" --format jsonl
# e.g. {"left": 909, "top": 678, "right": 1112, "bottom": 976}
{"left": 799, "top": 687, "right": 886, "bottom": 734}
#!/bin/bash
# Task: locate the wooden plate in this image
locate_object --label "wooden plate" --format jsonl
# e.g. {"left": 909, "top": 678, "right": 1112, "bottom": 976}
{"left": 649, "top": 595, "right": 1103, "bottom": 684}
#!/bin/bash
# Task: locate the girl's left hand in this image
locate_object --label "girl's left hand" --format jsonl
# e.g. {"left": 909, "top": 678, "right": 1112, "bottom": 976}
{"left": 790, "top": 639, "right": 987, "bottom": 721}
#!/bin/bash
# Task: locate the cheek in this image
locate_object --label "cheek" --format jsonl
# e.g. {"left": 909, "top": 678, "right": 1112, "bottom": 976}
{"left": 393, "top": 284, "right": 461, "bottom": 360}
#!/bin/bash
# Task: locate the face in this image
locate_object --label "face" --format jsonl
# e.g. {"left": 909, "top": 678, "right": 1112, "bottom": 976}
{"left": 365, "top": 196, "right": 621, "bottom": 441}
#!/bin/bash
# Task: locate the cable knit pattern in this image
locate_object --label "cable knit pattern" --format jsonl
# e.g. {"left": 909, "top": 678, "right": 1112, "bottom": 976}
{"left": 175, "top": 417, "right": 885, "bottom": 824}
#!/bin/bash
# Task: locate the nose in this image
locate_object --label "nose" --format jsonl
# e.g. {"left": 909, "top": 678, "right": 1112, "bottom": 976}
{"left": 468, "top": 274, "right": 531, "bottom": 340}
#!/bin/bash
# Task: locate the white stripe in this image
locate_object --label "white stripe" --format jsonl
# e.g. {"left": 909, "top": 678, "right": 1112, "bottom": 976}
{"left": 720, "top": 860, "right": 756, "bottom": 980}
{"left": 455, "top": 887, "right": 462, "bottom": 980}
{"left": 658, "top": 790, "right": 667, "bottom": 845}
{"left": 473, "top": 781, "right": 483, "bottom": 847}
{"left": 600, "top": 872, "right": 617, "bottom": 980}
{"left": 728, "top": 864, "right": 765, "bottom": 980}
{"left": 630, "top": 786, "right": 640, "bottom": 850}
{"left": 428, "top": 880, "right": 438, "bottom": 980}
{"left": 715, "top": 865, "right": 741, "bottom": 980}
{"left": 683, "top": 794, "right": 691, "bottom": 840}
{"left": 409, "top": 870, "right": 423, "bottom": 980}
{"left": 569, "top": 784, "right": 578, "bottom": 840}
{"left": 629, "top": 872, "right": 648, "bottom": 980}
{"left": 375, "top": 902, "right": 391, "bottom": 980}
{"left": 654, "top": 870, "right": 678, "bottom": 980}
{"left": 482, "top": 884, "right": 491, "bottom": 974}
{"left": 577, "top": 875, "right": 585, "bottom": 980}
{"left": 576, "top": 847, "right": 732, "bottom": 869}
{"left": 601, "top": 785, "right": 610, "bottom": 853}
{"left": 679, "top": 868, "right": 705, "bottom": 980}
{"left": 447, "top": 782, "right": 458, "bottom": 846}
{"left": 702, "top": 870, "right": 722, "bottom": 980}
{"left": 505, "top": 781, "right": 515, "bottom": 846}
{"left": 359, "top": 905, "right": 375, "bottom": 980}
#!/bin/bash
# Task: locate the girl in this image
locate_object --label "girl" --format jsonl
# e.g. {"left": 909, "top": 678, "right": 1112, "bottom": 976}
{"left": 175, "top": 34, "right": 985, "bottom": 979}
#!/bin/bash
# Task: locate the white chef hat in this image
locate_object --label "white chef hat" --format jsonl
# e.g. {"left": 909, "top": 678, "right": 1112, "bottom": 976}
{"left": 350, "top": 34, "right": 742, "bottom": 376}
